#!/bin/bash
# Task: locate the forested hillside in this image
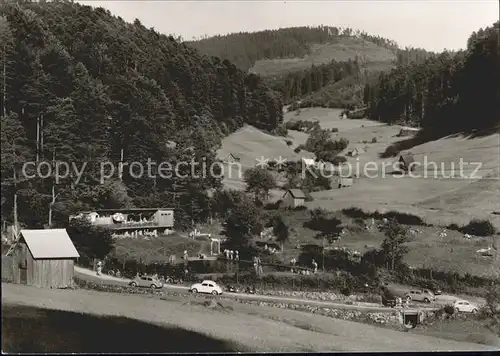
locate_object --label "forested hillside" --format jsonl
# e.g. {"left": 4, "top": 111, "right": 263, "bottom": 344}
{"left": 364, "top": 22, "right": 500, "bottom": 135}
{"left": 0, "top": 2, "right": 283, "bottom": 229}
{"left": 187, "top": 26, "right": 424, "bottom": 71}
{"left": 189, "top": 26, "right": 435, "bottom": 108}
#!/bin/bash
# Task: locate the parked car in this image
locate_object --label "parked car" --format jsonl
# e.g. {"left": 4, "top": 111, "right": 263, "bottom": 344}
{"left": 129, "top": 275, "right": 164, "bottom": 289}
{"left": 405, "top": 289, "right": 436, "bottom": 303}
{"left": 225, "top": 285, "right": 239, "bottom": 293}
{"left": 190, "top": 280, "right": 223, "bottom": 295}
{"left": 454, "top": 300, "right": 478, "bottom": 313}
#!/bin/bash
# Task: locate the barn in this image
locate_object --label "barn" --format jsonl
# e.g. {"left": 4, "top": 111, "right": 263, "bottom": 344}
{"left": 282, "top": 189, "right": 306, "bottom": 208}
{"left": 4, "top": 229, "right": 79, "bottom": 288}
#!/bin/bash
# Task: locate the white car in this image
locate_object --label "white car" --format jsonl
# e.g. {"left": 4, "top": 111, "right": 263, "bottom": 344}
{"left": 190, "top": 280, "right": 223, "bottom": 295}
{"left": 454, "top": 300, "right": 478, "bottom": 313}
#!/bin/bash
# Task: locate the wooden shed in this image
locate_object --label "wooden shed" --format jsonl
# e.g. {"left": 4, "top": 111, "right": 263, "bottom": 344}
{"left": 282, "top": 189, "right": 306, "bottom": 208}
{"left": 336, "top": 176, "right": 354, "bottom": 188}
{"left": 5, "top": 229, "right": 79, "bottom": 288}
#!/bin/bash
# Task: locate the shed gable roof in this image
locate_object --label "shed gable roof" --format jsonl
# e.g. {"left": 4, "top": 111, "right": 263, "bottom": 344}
{"left": 285, "top": 189, "right": 306, "bottom": 199}
{"left": 21, "top": 229, "right": 80, "bottom": 259}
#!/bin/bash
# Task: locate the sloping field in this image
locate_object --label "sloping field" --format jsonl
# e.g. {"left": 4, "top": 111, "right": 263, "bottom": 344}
{"left": 2, "top": 284, "right": 496, "bottom": 352}
{"left": 217, "top": 125, "right": 314, "bottom": 194}
{"left": 250, "top": 37, "right": 395, "bottom": 77}
{"left": 221, "top": 108, "right": 499, "bottom": 229}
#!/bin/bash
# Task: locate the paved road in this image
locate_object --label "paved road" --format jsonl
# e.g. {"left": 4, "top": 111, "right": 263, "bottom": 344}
{"left": 74, "top": 267, "right": 439, "bottom": 313}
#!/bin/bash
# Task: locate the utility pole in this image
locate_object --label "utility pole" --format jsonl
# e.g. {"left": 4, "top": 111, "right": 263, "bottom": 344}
{"left": 40, "top": 113, "right": 44, "bottom": 158}
{"left": 36, "top": 116, "right": 40, "bottom": 162}
{"left": 2, "top": 39, "right": 6, "bottom": 118}
{"left": 119, "top": 148, "right": 124, "bottom": 181}
{"left": 48, "top": 149, "right": 58, "bottom": 228}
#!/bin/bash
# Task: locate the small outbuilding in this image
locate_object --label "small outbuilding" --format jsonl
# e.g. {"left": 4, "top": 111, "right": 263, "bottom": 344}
{"left": 223, "top": 153, "right": 240, "bottom": 163}
{"left": 399, "top": 153, "right": 416, "bottom": 172}
{"left": 4, "top": 229, "right": 80, "bottom": 288}
{"left": 347, "top": 147, "right": 365, "bottom": 157}
{"left": 282, "top": 189, "right": 306, "bottom": 208}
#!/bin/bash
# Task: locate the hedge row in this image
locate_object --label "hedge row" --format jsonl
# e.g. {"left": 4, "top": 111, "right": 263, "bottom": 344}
{"left": 447, "top": 219, "right": 497, "bottom": 237}
{"left": 341, "top": 207, "right": 428, "bottom": 226}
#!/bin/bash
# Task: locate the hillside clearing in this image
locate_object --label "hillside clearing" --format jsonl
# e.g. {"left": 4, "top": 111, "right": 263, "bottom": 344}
{"left": 250, "top": 38, "right": 395, "bottom": 77}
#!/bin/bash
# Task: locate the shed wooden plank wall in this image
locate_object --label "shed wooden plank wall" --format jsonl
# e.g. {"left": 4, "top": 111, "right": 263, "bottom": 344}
{"left": 30, "top": 259, "right": 75, "bottom": 288}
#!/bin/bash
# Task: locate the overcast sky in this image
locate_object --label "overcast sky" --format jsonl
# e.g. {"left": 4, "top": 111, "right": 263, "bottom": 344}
{"left": 78, "top": 1, "right": 499, "bottom": 52}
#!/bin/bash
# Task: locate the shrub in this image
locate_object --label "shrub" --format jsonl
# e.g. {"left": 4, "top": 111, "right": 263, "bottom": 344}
{"left": 294, "top": 147, "right": 301, "bottom": 153}
{"left": 459, "top": 219, "right": 496, "bottom": 236}
{"left": 286, "top": 140, "right": 293, "bottom": 146}
{"left": 447, "top": 223, "right": 460, "bottom": 231}
{"left": 341, "top": 286, "right": 352, "bottom": 296}
{"left": 443, "top": 304, "right": 455, "bottom": 316}
{"left": 274, "top": 124, "right": 288, "bottom": 137}
{"left": 331, "top": 128, "right": 339, "bottom": 132}
{"left": 332, "top": 156, "right": 347, "bottom": 165}
{"left": 371, "top": 137, "right": 377, "bottom": 143}
{"left": 293, "top": 205, "right": 308, "bottom": 211}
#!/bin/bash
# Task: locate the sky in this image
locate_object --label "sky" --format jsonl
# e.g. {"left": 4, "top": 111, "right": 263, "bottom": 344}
{"left": 78, "top": 1, "right": 499, "bottom": 52}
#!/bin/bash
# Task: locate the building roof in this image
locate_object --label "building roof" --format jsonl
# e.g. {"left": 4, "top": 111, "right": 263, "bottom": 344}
{"left": 21, "top": 229, "right": 80, "bottom": 259}
{"left": 285, "top": 189, "right": 306, "bottom": 199}
{"left": 399, "top": 153, "right": 415, "bottom": 165}
{"left": 302, "top": 158, "right": 315, "bottom": 166}
{"left": 78, "top": 208, "right": 174, "bottom": 214}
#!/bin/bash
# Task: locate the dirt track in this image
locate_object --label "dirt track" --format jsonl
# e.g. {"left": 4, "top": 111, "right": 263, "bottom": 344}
{"left": 2, "top": 283, "right": 497, "bottom": 352}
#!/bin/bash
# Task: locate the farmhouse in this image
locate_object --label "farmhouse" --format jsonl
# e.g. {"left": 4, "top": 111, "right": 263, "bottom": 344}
{"left": 399, "top": 153, "right": 416, "bottom": 172}
{"left": 70, "top": 208, "right": 175, "bottom": 238}
{"left": 223, "top": 153, "right": 240, "bottom": 163}
{"left": 282, "top": 189, "right": 306, "bottom": 208}
{"left": 3, "top": 229, "right": 79, "bottom": 288}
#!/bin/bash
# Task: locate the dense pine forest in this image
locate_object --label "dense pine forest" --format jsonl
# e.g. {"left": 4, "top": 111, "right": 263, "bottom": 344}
{"left": 365, "top": 22, "right": 500, "bottom": 134}
{"left": 0, "top": 2, "right": 283, "bottom": 229}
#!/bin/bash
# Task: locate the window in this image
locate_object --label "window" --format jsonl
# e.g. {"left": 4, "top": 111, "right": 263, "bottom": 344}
{"left": 208, "top": 284, "right": 214, "bottom": 287}
{"left": 202, "top": 283, "right": 208, "bottom": 286}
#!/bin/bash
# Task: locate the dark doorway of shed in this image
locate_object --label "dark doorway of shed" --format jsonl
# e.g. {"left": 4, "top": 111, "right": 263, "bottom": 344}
{"left": 19, "top": 267, "right": 27, "bottom": 284}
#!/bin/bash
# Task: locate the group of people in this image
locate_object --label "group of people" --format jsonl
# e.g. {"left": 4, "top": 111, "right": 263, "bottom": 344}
{"left": 253, "top": 256, "right": 263, "bottom": 274}
{"left": 223, "top": 249, "right": 239, "bottom": 261}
